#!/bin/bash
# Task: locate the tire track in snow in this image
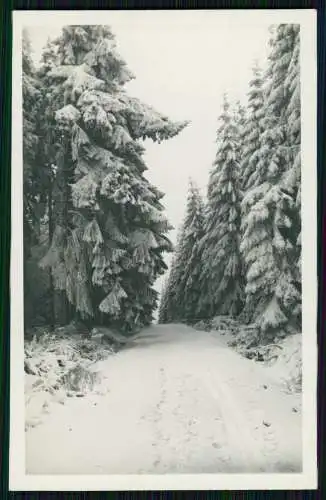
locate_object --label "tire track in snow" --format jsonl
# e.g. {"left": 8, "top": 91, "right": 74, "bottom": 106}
{"left": 26, "top": 324, "right": 302, "bottom": 474}
{"left": 205, "top": 367, "right": 265, "bottom": 471}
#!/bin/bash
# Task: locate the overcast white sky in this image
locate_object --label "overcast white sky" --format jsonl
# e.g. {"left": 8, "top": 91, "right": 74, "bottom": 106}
{"left": 26, "top": 11, "right": 271, "bottom": 298}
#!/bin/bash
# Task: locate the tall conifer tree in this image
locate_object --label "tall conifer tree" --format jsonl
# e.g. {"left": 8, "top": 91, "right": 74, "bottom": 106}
{"left": 200, "top": 96, "right": 243, "bottom": 317}
{"left": 180, "top": 180, "right": 205, "bottom": 322}
{"left": 40, "top": 25, "right": 187, "bottom": 333}
{"left": 157, "top": 227, "right": 185, "bottom": 323}
{"left": 158, "top": 181, "right": 205, "bottom": 324}
{"left": 240, "top": 24, "right": 301, "bottom": 338}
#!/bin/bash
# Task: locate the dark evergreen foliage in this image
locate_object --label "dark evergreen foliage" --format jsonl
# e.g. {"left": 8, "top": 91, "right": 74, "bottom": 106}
{"left": 199, "top": 95, "right": 243, "bottom": 318}
{"left": 34, "top": 25, "right": 187, "bottom": 333}
{"left": 158, "top": 181, "right": 205, "bottom": 323}
{"left": 240, "top": 24, "right": 301, "bottom": 339}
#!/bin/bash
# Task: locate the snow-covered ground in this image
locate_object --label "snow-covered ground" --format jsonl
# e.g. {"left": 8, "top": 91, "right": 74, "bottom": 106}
{"left": 25, "top": 324, "right": 302, "bottom": 474}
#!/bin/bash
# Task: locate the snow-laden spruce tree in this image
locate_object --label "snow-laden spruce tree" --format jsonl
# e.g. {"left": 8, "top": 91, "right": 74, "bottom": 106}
{"left": 200, "top": 96, "right": 243, "bottom": 317}
{"left": 167, "top": 227, "right": 186, "bottom": 322}
{"left": 41, "top": 25, "right": 187, "bottom": 333}
{"left": 240, "top": 24, "right": 301, "bottom": 338}
{"left": 157, "top": 226, "right": 186, "bottom": 323}
{"left": 238, "top": 63, "right": 266, "bottom": 322}
{"left": 159, "top": 182, "right": 205, "bottom": 324}
{"left": 178, "top": 180, "right": 206, "bottom": 322}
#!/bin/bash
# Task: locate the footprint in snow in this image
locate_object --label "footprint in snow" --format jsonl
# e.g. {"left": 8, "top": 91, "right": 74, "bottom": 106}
{"left": 212, "top": 441, "right": 222, "bottom": 449}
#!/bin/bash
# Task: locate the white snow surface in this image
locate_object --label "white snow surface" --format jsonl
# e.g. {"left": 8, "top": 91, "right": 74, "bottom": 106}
{"left": 26, "top": 324, "right": 302, "bottom": 474}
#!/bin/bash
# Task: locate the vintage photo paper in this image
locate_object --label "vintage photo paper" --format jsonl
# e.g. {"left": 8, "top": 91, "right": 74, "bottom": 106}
{"left": 10, "top": 9, "right": 317, "bottom": 491}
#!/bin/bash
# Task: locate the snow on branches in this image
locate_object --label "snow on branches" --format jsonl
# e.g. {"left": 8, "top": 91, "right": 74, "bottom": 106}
{"left": 40, "top": 24, "right": 188, "bottom": 331}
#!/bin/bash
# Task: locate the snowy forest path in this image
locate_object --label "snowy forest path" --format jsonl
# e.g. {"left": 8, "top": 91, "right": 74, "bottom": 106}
{"left": 26, "top": 324, "right": 302, "bottom": 474}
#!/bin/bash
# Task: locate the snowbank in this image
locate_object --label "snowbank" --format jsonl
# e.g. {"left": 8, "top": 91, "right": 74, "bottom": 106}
{"left": 193, "top": 316, "right": 302, "bottom": 394}
{"left": 24, "top": 327, "right": 116, "bottom": 430}
{"left": 26, "top": 324, "right": 302, "bottom": 475}
{"left": 263, "top": 334, "right": 302, "bottom": 394}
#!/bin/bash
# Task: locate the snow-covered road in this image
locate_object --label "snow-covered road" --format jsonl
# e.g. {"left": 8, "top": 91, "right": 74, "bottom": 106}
{"left": 26, "top": 324, "right": 302, "bottom": 474}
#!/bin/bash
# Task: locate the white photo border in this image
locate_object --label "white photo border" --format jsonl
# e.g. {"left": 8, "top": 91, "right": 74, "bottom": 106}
{"left": 10, "top": 8, "right": 317, "bottom": 491}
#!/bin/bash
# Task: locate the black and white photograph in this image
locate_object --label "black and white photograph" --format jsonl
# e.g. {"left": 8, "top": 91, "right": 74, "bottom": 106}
{"left": 10, "top": 9, "right": 317, "bottom": 491}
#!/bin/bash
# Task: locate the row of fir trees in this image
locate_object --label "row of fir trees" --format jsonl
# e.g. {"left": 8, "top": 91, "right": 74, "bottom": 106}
{"left": 159, "top": 24, "right": 301, "bottom": 342}
{"left": 23, "top": 25, "right": 188, "bottom": 334}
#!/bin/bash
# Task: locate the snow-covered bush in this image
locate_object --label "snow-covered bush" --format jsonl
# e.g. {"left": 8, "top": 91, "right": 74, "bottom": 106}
{"left": 25, "top": 326, "right": 115, "bottom": 430}
{"left": 266, "top": 334, "right": 302, "bottom": 393}
{"left": 210, "top": 315, "right": 240, "bottom": 333}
